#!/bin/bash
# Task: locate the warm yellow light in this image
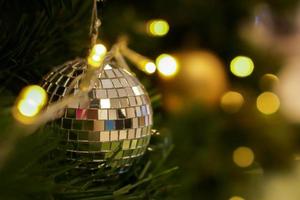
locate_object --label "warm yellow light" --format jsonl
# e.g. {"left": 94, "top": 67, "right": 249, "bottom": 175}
{"left": 144, "top": 62, "right": 156, "bottom": 74}
{"left": 256, "top": 92, "right": 280, "bottom": 115}
{"left": 148, "top": 19, "right": 169, "bottom": 36}
{"left": 230, "top": 56, "right": 254, "bottom": 77}
{"left": 156, "top": 54, "right": 179, "bottom": 78}
{"left": 220, "top": 91, "right": 244, "bottom": 113}
{"left": 88, "top": 43, "right": 107, "bottom": 68}
{"left": 14, "top": 85, "right": 47, "bottom": 121}
{"left": 93, "top": 44, "right": 107, "bottom": 56}
{"left": 88, "top": 57, "right": 100, "bottom": 68}
{"left": 17, "top": 99, "right": 40, "bottom": 117}
{"left": 229, "top": 196, "right": 245, "bottom": 200}
{"left": 233, "top": 146, "right": 255, "bottom": 168}
{"left": 92, "top": 54, "right": 101, "bottom": 62}
{"left": 21, "top": 85, "right": 47, "bottom": 106}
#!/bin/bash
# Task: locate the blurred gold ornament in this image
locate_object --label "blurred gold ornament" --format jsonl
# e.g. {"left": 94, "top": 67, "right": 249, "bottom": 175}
{"left": 164, "top": 94, "right": 183, "bottom": 113}
{"left": 41, "top": 59, "right": 153, "bottom": 172}
{"left": 162, "top": 50, "right": 228, "bottom": 111}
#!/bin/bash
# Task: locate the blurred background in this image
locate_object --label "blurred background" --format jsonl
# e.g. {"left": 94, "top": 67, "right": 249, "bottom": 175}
{"left": 2, "top": 0, "right": 300, "bottom": 199}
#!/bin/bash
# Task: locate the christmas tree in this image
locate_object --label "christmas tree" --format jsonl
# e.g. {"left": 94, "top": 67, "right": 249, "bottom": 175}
{"left": 1, "top": 0, "right": 300, "bottom": 199}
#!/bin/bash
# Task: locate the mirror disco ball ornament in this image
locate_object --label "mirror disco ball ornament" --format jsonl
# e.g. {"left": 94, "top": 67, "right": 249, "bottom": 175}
{"left": 41, "top": 58, "right": 153, "bottom": 172}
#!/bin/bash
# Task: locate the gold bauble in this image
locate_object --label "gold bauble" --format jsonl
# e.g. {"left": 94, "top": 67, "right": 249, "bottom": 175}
{"left": 163, "top": 50, "right": 228, "bottom": 111}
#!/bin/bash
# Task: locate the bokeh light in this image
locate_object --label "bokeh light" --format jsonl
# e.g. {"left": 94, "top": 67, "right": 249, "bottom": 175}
{"left": 260, "top": 73, "right": 279, "bottom": 90}
{"left": 156, "top": 54, "right": 179, "bottom": 78}
{"left": 93, "top": 44, "right": 107, "bottom": 56}
{"left": 17, "top": 99, "right": 40, "bottom": 117}
{"left": 230, "top": 56, "right": 254, "bottom": 77}
{"left": 233, "top": 146, "right": 255, "bottom": 167}
{"left": 88, "top": 43, "right": 107, "bottom": 68}
{"left": 256, "top": 92, "right": 280, "bottom": 115}
{"left": 21, "top": 85, "right": 48, "bottom": 106}
{"left": 14, "top": 85, "right": 48, "bottom": 123}
{"left": 147, "top": 19, "right": 169, "bottom": 37}
{"left": 92, "top": 54, "right": 101, "bottom": 62}
{"left": 229, "top": 196, "right": 245, "bottom": 200}
{"left": 220, "top": 91, "right": 244, "bottom": 113}
{"left": 144, "top": 62, "right": 156, "bottom": 74}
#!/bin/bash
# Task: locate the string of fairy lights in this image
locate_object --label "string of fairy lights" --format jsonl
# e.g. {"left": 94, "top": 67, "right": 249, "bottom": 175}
{"left": 12, "top": 18, "right": 177, "bottom": 126}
